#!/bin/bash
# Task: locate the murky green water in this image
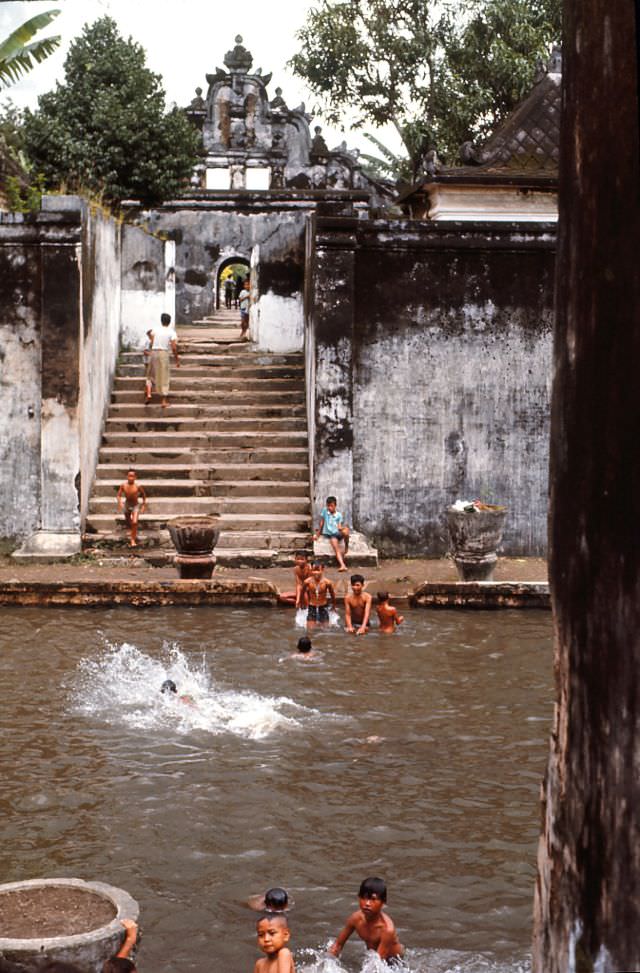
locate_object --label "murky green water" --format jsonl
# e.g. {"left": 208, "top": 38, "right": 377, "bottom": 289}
{"left": 0, "top": 607, "right": 552, "bottom": 973}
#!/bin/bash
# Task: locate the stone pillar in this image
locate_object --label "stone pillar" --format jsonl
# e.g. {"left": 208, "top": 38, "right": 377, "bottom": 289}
{"left": 311, "top": 220, "right": 356, "bottom": 524}
{"left": 533, "top": 3, "right": 640, "bottom": 971}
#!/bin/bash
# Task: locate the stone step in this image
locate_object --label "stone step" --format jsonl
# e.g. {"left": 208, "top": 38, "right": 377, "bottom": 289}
{"left": 101, "top": 431, "right": 308, "bottom": 448}
{"left": 85, "top": 549, "right": 306, "bottom": 568}
{"left": 119, "top": 351, "right": 303, "bottom": 365}
{"left": 114, "top": 375, "right": 302, "bottom": 391}
{"left": 117, "top": 363, "right": 304, "bottom": 378}
{"left": 105, "top": 417, "right": 307, "bottom": 434}
{"left": 94, "top": 462, "right": 308, "bottom": 481}
{"left": 84, "top": 528, "right": 311, "bottom": 550}
{"left": 86, "top": 511, "right": 311, "bottom": 534}
{"left": 108, "top": 403, "right": 307, "bottom": 419}
{"left": 99, "top": 449, "right": 308, "bottom": 467}
{"left": 111, "top": 389, "right": 306, "bottom": 405}
{"left": 89, "top": 495, "right": 311, "bottom": 515}
{"left": 91, "top": 478, "right": 310, "bottom": 497}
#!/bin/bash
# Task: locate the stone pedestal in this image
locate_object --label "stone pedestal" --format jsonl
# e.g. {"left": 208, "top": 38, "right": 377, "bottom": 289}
{"left": 447, "top": 507, "right": 507, "bottom": 581}
{"left": 168, "top": 516, "right": 220, "bottom": 579}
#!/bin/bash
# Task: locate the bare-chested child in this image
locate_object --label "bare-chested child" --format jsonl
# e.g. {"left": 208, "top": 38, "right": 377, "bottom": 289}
{"left": 329, "top": 876, "right": 404, "bottom": 963}
{"left": 301, "top": 561, "right": 336, "bottom": 629}
{"left": 116, "top": 470, "right": 147, "bottom": 547}
{"left": 376, "top": 592, "right": 404, "bottom": 634}
{"left": 254, "top": 913, "right": 295, "bottom": 973}
{"left": 279, "top": 552, "right": 313, "bottom": 607}
{"left": 344, "top": 574, "right": 373, "bottom": 635}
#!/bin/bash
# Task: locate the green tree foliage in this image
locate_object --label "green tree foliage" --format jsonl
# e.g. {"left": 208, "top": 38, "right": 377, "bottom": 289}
{"left": 290, "top": 0, "right": 561, "bottom": 176}
{"left": 0, "top": 10, "right": 60, "bottom": 88}
{"left": 22, "top": 17, "right": 200, "bottom": 206}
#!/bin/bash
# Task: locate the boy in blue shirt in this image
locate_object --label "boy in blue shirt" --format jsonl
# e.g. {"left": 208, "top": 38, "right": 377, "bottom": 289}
{"left": 314, "top": 495, "right": 350, "bottom": 571}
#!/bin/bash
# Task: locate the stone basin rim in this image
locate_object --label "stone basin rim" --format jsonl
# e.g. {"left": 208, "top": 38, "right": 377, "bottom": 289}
{"left": 0, "top": 877, "right": 139, "bottom": 949}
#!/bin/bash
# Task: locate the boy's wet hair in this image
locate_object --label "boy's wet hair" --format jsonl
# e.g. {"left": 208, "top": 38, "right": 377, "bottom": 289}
{"left": 358, "top": 876, "right": 387, "bottom": 902}
{"left": 311, "top": 561, "right": 323, "bottom": 569}
{"left": 257, "top": 912, "right": 288, "bottom": 927}
{"left": 325, "top": 495, "right": 337, "bottom": 505}
{"left": 103, "top": 961, "right": 136, "bottom": 973}
{"left": 294, "top": 551, "right": 308, "bottom": 559}
{"left": 264, "top": 886, "right": 289, "bottom": 909}
{"left": 160, "top": 312, "right": 171, "bottom": 325}
{"left": 297, "top": 637, "right": 312, "bottom": 654}
{"left": 376, "top": 591, "right": 389, "bottom": 603}
{"left": 161, "top": 679, "right": 177, "bottom": 694}
{"left": 351, "top": 574, "right": 365, "bottom": 585}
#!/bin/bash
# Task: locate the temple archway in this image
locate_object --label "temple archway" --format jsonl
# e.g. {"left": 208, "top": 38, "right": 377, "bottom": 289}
{"left": 216, "top": 255, "right": 250, "bottom": 309}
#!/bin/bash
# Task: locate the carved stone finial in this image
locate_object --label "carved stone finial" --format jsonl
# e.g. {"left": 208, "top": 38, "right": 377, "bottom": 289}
{"left": 224, "top": 36, "right": 253, "bottom": 74}
{"left": 270, "top": 86, "right": 288, "bottom": 110}
{"left": 310, "top": 125, "right": 330, "bottom": 160}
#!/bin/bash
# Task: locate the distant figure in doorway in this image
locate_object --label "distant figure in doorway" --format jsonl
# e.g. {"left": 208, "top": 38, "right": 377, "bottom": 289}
{"left": 146, "top": 312, "right": 179, "bottom": 408}
{"left": 315, "top": 496, "right": 350, "bottom": 571}
{"left": 224, "top": 275, "right": 234, "bottom": 308}
{"left": 234, "top": 274, "right": 243, "bottom": 308}
{"left": 344, "top": 574, "right": 372, "bottom": 635}
{"left": 239, "top": 277, "right": 251, "bottom": 341}
{"left": 254, "top": 913, "right": 295, "bottom": 973}
{"left": 376, "top": 592, "right": 404, "bottom": 633}
{"left": 117, "top": 470, "right": 147, "bottom": 548}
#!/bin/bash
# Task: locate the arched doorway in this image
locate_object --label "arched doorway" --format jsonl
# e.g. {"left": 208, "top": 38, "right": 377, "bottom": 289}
{"left": 216, "top": 256, "right": 250, "bottom": 310}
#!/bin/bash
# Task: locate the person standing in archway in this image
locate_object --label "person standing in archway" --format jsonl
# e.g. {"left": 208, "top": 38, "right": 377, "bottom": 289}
{"left": 238, "top": 277, "right": 251, "bottom": 341}
{"left": 224, "top": 275, "right": 234, "bottom": 309}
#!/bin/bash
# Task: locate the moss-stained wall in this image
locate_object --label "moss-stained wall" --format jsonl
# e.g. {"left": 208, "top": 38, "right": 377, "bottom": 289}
{"left": 308, "top": 218, "right": 556, "bottom": 556}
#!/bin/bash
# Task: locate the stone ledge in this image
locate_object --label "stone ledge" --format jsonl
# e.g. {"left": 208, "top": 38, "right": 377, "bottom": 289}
{"left": 0, "top": 579, "right": 279, "bottom": 608}
{"left": 409, "top": 581, "right": 550, "bottom": 609}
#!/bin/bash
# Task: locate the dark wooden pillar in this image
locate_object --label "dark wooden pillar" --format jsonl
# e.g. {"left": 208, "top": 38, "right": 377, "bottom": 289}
{"left": 533, "top": 3, "right": 640, "bottom": 971}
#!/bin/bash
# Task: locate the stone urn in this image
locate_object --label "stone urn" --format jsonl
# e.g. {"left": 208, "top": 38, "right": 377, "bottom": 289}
{"left": 167, "top": 515, "right": 220, "bottom": 579}
{"left": 0, "top": 878, "right": 139, "bottom": 973}
{"left": 447, "top": 504, "right": 507, "bottom": 581}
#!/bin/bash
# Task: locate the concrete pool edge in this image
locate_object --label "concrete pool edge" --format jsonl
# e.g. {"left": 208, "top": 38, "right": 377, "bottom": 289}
{"left": 0, "top": 578, "right": 550, "bottom": 608}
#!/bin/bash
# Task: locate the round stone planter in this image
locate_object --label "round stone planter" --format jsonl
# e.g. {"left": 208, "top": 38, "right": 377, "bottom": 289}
{"left": 167, "top": 515, "right": 220, "bottom": 579}
{"left": 0, "top": 878, "right": 139, "bottom": 973}
{"left": 447, "top": 506, "right": 507, "bottom": 581}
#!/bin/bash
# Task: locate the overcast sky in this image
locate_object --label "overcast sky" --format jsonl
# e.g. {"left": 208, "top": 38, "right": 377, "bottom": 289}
{"left": 0, "top": 0, "right": 403, "bottom": 155}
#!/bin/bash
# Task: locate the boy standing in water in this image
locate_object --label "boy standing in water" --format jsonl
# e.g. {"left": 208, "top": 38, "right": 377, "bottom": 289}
{"left": 254, "top": 913, "right": 295, "bottom": 973}
{"left": 376, "top": 592, "right": 404, "bottom": 633}
{"left": 301, "top": 562, "right": 337, "bottom": 628}
{"left": 329, "top": 876, "right": 404, "bottom": 964}
{"left": 344, "top": 574, "right": 372, "bottom": 635}
{"left": 278, "top": 552, "right": 312, "bottom": 607}
{"left": 314, "top": 496, "right": 350, "bottom": 571}
{"left": 116, "top": 470, "right": 147, "bottom": 547}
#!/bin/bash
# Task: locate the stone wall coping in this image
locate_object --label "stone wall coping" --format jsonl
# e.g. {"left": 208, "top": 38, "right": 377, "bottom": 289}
{"left": 313, "top": 217, "right": 557, "bottom": 251}
{"left": 0, "top": 578, "right": 280, "bottom": 607}
{"left": 410, "top": 581, "right": 550, "bottom": 609}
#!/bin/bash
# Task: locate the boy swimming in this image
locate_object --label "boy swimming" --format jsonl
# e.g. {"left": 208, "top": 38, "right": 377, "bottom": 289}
{"left": 248, "top": 887, "right": 292, "bottom": 912}
{"left": 291, "top": 637, "right": 314, "bottom": 660}
{"left": 254, "top": 913, "right": 295, "bottom": 973}
{"left": 344, "top": 574, "right": 372, "bottom": 635}
{"left": 314, "top": 496, "right": 350, "bottom": 571}
{"left": 376, "top": 592, "right": 405, "bottom": 633}
{"left": 301, "top": 562, "right": 337, "bottom": 628}
{"left": 329, "top": 876, "right": 404, "bottom": 963}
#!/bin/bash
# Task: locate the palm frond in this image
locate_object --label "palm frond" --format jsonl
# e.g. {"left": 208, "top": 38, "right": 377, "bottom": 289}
{"left": 0, "top": 10, "right": 61, "bottom": 88}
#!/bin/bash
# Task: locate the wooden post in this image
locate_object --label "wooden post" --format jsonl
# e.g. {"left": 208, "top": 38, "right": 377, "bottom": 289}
{"left": 533, "top": 2, "right": 640, "bottom": 970}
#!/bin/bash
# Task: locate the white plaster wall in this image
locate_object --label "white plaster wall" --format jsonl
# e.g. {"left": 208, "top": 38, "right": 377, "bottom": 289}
{"left": 120, "top": 290, "right": 167, "bottom": 348}
{"left": 41, "top": 397, "right": 80, "bottom": 531}
{"left": 254, "top": 291, "right": 304, "bottom": 352}
{"left": 120, "top": 232, "right": 174, "bottom": 347}
{"left": 79, "top": 210, "right": 122, "bottom": 522}
{"left": 0, "top": 287, "right": 41, "bottom": 538}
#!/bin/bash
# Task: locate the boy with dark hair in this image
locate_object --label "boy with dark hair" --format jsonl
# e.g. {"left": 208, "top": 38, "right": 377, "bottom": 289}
{"left": 292, "top": 637, "right": 313, "bottom": 660}
{"left": 376, "top": 592, "right": 404, "bottom": 633}
{"left": 254, "top": 912, "right": 295, "bottom": 973}
{"left": 116, "top": 470, "right": 147, "bottom": 548}
{"left": 329, "top": 877, "right": 404, "bottom": 963}
{"left": 301, "top": 562, "right": 337, "bottom": 628}
{"left": 314, "top": 496, "right": 350, "bottom": 571}
{"left": 278, "top": 552, "right": 312, "bottom": 607}
{"left": 344, "top": 574, "right": 372, "bottom": 635}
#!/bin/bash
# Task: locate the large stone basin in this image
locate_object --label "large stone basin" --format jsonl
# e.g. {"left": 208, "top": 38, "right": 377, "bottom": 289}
{"left": 0, "top": 878, "right": 139, "bottom": 973}
{"left": 167, "top": 515, "right": 221, "bottom": 579}
{"left": 447, "top": 506, "right": 507, "bottom": 581}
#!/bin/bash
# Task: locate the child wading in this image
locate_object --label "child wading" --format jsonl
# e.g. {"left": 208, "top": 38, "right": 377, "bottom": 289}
{"left": 344, "top": 574, "right": 372, "bottom": 635}
{"left": 330, "top": 876, "right": 404, "bottom": 964}
{"left": 254, "top": 913, "right": 295, "bottom": 973}
{"left": 315, "top": 495, "right": 350, "bottom": 571}
{"left": 376, "top": 592, "right": 404, "bottom": 633}
{"left": 301, "top": 561, "right": 337, "bottom": 629}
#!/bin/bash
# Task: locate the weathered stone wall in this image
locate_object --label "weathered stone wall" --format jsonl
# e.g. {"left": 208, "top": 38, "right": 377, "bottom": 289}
{"left": 120, "top": 225, "right": 175, "bottom": 349}
{"left": 307, "top": 218, "right": 556, "bottom": 556}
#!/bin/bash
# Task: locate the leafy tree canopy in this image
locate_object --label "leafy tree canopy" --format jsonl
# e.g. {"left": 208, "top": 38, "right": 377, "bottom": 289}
{"left": 0, "top": 10, "right": 60, "bottom": 88}
{"left": 290, "top": 0, "right": 561, "bottom": 178}
{"left": 22, "top": 16, "right": 200, "bottom": 206}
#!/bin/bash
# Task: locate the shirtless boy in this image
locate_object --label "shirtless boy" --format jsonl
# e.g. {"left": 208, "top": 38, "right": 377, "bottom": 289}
{"left": 254, "top": 913, "right": 295, "bottom": 973}
{"left": 344, "top": 575, "right": 372, "bottom": 635}
{"left": 329, "top": 876, "right": 404, "bottom": 963}
{"left": 116, "top": 470, "right": 147, "bottom": 547}
{"left": 302, "top": 562, "right": 336, "bottom": 628}
{"left": 376, "top": 592, "right": 404, "bottom": 633}
{"left": 279, "top": 552, "right": 312, "bottom": 607}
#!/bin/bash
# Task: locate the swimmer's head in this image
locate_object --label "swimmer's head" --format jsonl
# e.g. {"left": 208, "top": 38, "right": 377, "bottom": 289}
{"left": 160, "top": 679, "right": 177, "bottom": 694}
{"left": 376, "top": 591, "right": 390, "bottom": 604}
{"left": 296, "top": 638, "right": 312, "bottom": 655}
{"left": 264, "top": 887, "right": 289, "bottom": 911}
{"left": 358, "top": 876, "right": 387, "bottom": 903}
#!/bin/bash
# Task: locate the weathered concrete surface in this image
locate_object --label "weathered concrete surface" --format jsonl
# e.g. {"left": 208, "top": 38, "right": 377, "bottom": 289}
{"left": 120, "top": 224, "right": 175, "bottom": 348}
{"left": 307, "top": 218, "right": 555, "bottom": 557}
{"left": 0, "top": 578, "right": 279, "bottom": 607}
{"left": 533, "top": 2, "right": 640, "bottom": 971}
{"left": 410, "top": 580, "right": 549, "bottom": 609}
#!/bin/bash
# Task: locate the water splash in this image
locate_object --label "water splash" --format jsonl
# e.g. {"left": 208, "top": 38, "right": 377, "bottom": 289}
{"left": 296, "top": 947, "right": 530, "bottom": 973}
{"left": 295, "top": 608, "right": 342, "bottom": 629}
{"left": 72, "top": 642, "right": 315, "bottom": 740}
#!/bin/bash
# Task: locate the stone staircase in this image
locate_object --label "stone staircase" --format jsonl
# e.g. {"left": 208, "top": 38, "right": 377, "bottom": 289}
{"left": 83, "top": 309, "right": 313, "bottom": 566}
